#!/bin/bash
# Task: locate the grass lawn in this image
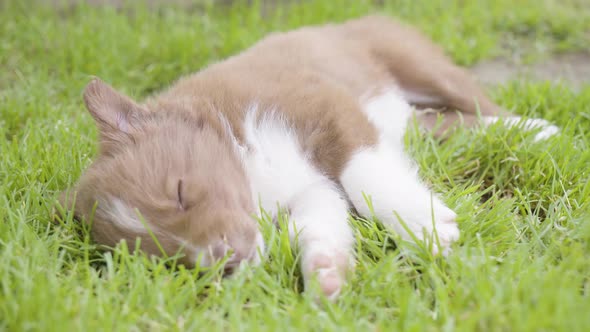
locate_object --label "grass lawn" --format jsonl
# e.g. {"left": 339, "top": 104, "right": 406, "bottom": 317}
{"left": 1, "top": 0, "right": 590, "bottom": 331}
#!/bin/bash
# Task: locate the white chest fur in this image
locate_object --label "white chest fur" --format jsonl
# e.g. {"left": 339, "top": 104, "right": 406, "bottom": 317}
{"left": 237, "top": 90, "right": 459, "bottom": 298}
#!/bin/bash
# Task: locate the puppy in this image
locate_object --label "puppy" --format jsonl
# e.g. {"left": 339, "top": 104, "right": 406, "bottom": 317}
{"left": 59, "top": 15, "right": 558, "bottom": 299}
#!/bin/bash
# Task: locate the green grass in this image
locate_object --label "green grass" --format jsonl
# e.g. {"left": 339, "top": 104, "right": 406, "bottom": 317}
{"left": 1, "top": 0, "right": 590, "bottom": 331}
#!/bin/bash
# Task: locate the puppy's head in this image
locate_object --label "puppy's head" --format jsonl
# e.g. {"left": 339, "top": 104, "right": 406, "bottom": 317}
{"left": 59, "top": 79, "right": 263, "bottom": 270}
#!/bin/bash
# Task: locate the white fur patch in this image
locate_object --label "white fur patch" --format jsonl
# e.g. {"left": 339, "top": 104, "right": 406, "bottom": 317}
{"left": 341, "top": 142, "right": 459, "bottom": 254}
{"left": 104, "top": 198, "right": 147, "bottom": 233}
{"left": 242, "top": 106, "right": 327, "bottom": 217}
{"left": 339, "top": 89, "right": 459, "bottom": 255}
{"left": 101, "top": 197, "right": 214, "bottom": 265}
{"left": 362, "top": 88, "right": 413, "bottom": 143}
{"left": 241, "top": 105, "right": 353, "bottom": 296}
{"left": 482, "top": 116, "right": 559, "bottom": 141}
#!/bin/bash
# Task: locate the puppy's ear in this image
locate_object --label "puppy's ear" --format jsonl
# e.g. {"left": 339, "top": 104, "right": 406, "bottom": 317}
{"left": 83, "top": 78, "right": 148, "bottom": 146}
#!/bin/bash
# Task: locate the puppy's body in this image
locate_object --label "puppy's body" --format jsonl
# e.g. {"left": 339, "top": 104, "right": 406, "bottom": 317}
{"left": 151, "top": 16, "right": 493, "bottom": 176}
{"left": 63, "top": 16, "right": 558, "bottom": 299}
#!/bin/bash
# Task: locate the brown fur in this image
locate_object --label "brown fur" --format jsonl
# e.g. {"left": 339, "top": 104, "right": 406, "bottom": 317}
{"left": 59, "top": 15, "right": 508, "bottom": 267}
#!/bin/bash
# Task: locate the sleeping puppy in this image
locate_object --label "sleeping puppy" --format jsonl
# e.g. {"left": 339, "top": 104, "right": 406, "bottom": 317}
{"left": 59, "top": 15, "right": 558, "bottom": 299}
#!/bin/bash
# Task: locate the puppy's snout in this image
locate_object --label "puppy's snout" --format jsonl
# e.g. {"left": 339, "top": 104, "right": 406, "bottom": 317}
{"left": 223, "top": 251, "right": 245, "bottom": 274}
{"left": 209, "top": 231, "right": 265, "bottom": 274}
{"left": 210, "top": 240, "right": 255, "bottom": 274}
{"left": 211, "top": 241, "right": 232, "bottom": 261}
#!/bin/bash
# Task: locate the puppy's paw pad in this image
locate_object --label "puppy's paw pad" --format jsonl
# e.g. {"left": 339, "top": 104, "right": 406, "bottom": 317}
{"left": 302, "top": 251, "right": 351, "bottom": 300}
{"left": 316, "top": 268, "right": 343, "bottom": 300}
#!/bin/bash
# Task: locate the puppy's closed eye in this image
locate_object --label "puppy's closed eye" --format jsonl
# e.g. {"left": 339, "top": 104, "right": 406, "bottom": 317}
{"left": 177, "top": 179, "right": 185, "bottom": 211}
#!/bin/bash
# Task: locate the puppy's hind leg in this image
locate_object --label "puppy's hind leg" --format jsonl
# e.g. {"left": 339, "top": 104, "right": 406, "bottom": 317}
{"left": 355, "top": 16, "right": 559, "bottom": 139}
{"left": 350, "top": 16, "right": 505, "bottom": 115}
{"left": 398, "top": 64, "right": 559, "bottom": 141}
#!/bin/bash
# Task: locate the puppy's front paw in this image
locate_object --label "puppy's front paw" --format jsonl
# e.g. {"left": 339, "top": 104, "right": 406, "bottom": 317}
{"left": 301, "top": 249, "right": 352, "bottom": 300}
{"left": 399, "top": 202, "right": 460, "bottom": 256}
{"left": 429, "top": 216, "right": 460, "bottom": 256}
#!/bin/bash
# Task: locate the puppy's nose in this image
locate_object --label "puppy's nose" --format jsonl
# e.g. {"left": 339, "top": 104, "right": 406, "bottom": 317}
{"left": 210, "top": 241, "right": 249, "bottom": 274}
{"left": 211, "top": 241, "right": 232, "bottom": 261}
{"left": 223, "top": 253, "right": 243, "bottom": 275}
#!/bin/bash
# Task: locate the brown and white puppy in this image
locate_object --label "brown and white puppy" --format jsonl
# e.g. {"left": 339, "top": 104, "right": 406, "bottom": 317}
{"left": 59, "top": 15, "right": 558, "bottom": 299}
